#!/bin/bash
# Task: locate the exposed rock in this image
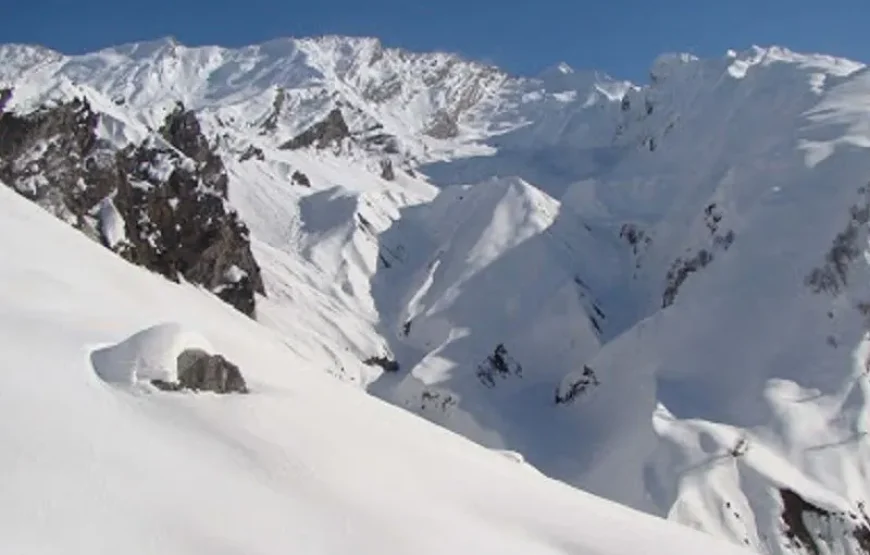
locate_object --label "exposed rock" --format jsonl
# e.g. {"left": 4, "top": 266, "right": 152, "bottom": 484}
{"left": 363, "top": 76, "right": 402, "bottom": 103}
{"left": 662, "top": 249, "right": 713, "bottom": 308}
{"left": 0, "top": 88, "right": 12, "bottom": 113}
{"left": 360, "top": 132, "right": 399, "bottom": 154}
{"left": 806, "top": 185, "right": 870, "bottom": 296}
{"left": 780, "top": 489, "right": 870, "bottom": 555}
{"left": 159, "top": 102, "right": 228, "bottom": 195}
{"left": 260, "top": 87, "right": 285, "bottom": 133}
{"left": 0, "top": 95, "right": 105, "bottom": 229}
{"left": 152, "top": 348, "right": 248, "bottom": 393}
{"left": 363, "top": 355, "right": 400, "bottom": 373}
{"left": 177, "top": 348, "right": 248, "bottom": 393}
{"left": 291, "top": 170, "right": 311, "bottom": 187}
{"left": 555, "top": 365, "right": 600, "bottom": 405}
{"left": 420, "top": 388, "right": 457, "bottom": 412}
{"left": 380, "top": 159, "right": 395, "bottom": 181}
{"left": 476, "top": 343, "right": 522, "bottom": 388}
{"left": 619, "top": 223, "right": 652, "bottom": 258}
{"left": 280, "top": 109, "right": 350, "bottom": 150}
{"left": 0, "top": 96, "right": 264, "bottom": 317}
{"left": 239, "top": 145, "right": 265, "bottom": 162}
{"left": 424, "top": 109, "right": 459, "bottom": 139}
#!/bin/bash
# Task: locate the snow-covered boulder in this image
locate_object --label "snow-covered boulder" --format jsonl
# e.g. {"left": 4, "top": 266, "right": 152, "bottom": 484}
{"left": 90, "top": 322, "right": 247, "bottom": 393}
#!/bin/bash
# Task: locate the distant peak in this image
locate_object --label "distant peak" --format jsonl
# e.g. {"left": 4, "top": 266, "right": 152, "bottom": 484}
{"left": 537, "top": 62, "right": 575, "bottom": 79}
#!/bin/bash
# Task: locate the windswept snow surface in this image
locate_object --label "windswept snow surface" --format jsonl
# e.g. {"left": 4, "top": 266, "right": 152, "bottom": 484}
{"left": 0, "top": 183, "right": 752, "bottom": 555}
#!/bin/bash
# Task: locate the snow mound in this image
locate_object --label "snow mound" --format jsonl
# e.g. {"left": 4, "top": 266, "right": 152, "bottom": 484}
{"left": 90, "top": 323, "right": 213, "bottom": 385}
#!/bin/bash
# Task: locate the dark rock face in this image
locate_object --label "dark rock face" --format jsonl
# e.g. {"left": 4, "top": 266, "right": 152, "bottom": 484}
{"left": 662, "top": 249, "right": 713, "bottom": 308}
{"left": 291, "top": 170, "right": 311, "bottom": 187}
{"left": 363, "top": 355, "right": 400, "bottom": 373}
{"left": 260, "top": 87, "right": 285, "bottom": 134}
{"left": 0, "top": 92, "right": 264, "bottom": 317}
{"left": 424, "top": 110, "right": 459, "bottom": 139}
{"left": 806, "top": 184, "right": 870, "bottom": 296}
{"left": 239, "top": 145, "right": 265, "bottom": 162}
{"left": 159, "top": 102, "right": 228, "bottom": 195}
{"left": 555, "top": 365, "right": 599, "bottom": 405}
{"left": 280, "top": 109, "right": 350, "bottom": 150}
{"left": 379, "top": 159, "right": 395, "bottom": 181}
{"left": 476, "top": 343, "right": 522, "bottom": 388}
{"left": 780, "top": 488, "right": 870, "bottom": 555}
{"left": 0, "top": 88, "right": 12, "bottom": 113}
{"left": 175, "top": 348, "right": 249, "bottom": 393}
{"left": 0, "top": 96, "right": 106, "bottom": 231}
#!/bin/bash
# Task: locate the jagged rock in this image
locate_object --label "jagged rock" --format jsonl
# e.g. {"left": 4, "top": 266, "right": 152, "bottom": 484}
{"left": 360, "top": 132, "right": 399, "bottom": 154}
{"left": 555, "top": 366, "right": 600, "bottom": 405}
{"left": 157, "top": 348, "right": 249, "bottom": 393}
{"left": 239, "top": 145, "right": 265, "bottom": 162}
{"left": 0, "top": 88, "right": 12, "bottom": 113}
{"left": 0, "top": 95, "right": 105, "bottom": 228}
{"left": 380, "top": 159, "right": 395, "bottom": 181}
{"left": 476, "top": 344, "right": 522, "bottom": 388}
{"left": 291, "top": 170, "right": 311, "bottom": 187}
{"left": 424, "top": 110, "right": 459, "bottom": 139}
{"left": 806, "top": 185, "right": 870, "bottom": 296}
{"left": 116, "top": 139, "right": 265, "bottom": 316}
{"left": 280, "top": 109, "right": 350, "bottom": 150}
{"left": 0, "top": 96, "right": 264, "bottom": 317}
{"left": 260, "top": 87, "right": 285, "bottom": 133}
{"left": 780, "top": 489, "right": 870, "bottom": 555}
{"left": 662, "top": 250, "right": 713, "bottom": 308}
{"left": 159, "top": 102, "right": 228, "bottom": 194}
{"left": 363, "top": 355, "right": 400, "bottom": 373}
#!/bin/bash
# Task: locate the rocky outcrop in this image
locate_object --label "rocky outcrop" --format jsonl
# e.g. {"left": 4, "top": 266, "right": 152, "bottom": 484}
{"left": 424, "top": 109, "right": 459, "bottom": 139}
{"left": 0, "top": 92, "right": 264, "bottom": 316}
{"left": 291, "top": 170, "right": 311, "bottom": 187}
{"left": 0, "top": 88, "right": 12, "bottom": 113}
{"left": 379, "top": 159, "right": 395, "bottom": 181}
{"left": 260, "top": 87, "right": 285, "bottom": 133}
{"left": 0, "top": 95, "right": 107, "bottom": 231}
{"left": 806, "top": 184, "right": 870, "bottom": 296}
{"left": 152, "top": 348, "right": 248, "bottom": 393}
{"left": 363, "top": 355, "right": 400, "bottom": 373}
{"left": 555, "top": 365, "right": 599, "bottom": 405}
{"left": 780, "top": 489, "right": 870, "bottom": 555}
{"left": 280, "top": 109, "right": 350, "bottom": 150}
{"left": 476, "top": 343, "right": 522, "bottom": 388}
{"left": 239, "top": 145, "right": 265, "bottom": 162}
{"left": 159, "top": 102, "right": 228, "bottom": 194}
{"left": 177, "top": 348, "right": 248, "bottom": 393}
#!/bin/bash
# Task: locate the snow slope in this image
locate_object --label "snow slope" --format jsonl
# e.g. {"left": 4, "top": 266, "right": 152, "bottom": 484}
{"left": 0, "top": 181, "right": 755, "bottom": 555}
{"left": 6, "top": 35, "right": 870, "bottom": 555}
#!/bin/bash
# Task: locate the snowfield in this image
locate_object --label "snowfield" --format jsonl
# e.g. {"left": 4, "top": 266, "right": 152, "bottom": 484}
{"left": 0, "top": 183, "right": 751, "bottom": 554}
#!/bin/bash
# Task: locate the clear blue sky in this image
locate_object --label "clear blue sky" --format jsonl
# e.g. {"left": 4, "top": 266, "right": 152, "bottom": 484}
{"left": 6, "top": 0, "right": 869, "bottom": 80}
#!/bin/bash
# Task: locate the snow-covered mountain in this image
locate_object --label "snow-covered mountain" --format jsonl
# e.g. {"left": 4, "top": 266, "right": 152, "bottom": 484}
{"left": 3, "top": 35, "right": 870, "bottom": 555}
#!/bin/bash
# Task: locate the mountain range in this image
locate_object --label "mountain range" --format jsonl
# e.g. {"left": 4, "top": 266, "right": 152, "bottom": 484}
{"left": 2, "top": 35, "right": 870, "bottom": 555}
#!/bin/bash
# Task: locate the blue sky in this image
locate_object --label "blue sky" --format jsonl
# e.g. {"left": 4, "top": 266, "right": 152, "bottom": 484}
{"left": 6, "top": 0, "right": 869, "bottom": 80}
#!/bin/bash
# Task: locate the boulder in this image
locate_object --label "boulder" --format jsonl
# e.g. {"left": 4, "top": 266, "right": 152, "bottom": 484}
{"left": 175, "top": 348, "right": 248, "bottom": 394}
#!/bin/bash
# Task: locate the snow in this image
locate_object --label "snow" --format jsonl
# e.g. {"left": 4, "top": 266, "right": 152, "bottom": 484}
{"left": 0, "top": 182, "right": 751, "bottom": 555}
{"left": 91, "top": 323, "right": 214, "bottom": 385}
{"left": 96, "top": 195, "right": 128, "bottom": 248}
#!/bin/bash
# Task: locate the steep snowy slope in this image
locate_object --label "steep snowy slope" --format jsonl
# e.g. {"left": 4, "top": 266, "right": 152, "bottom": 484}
{"left": 548, "top": 47, "right": 870, "bottom": 555}
{"left": 0, "top": 181, "right": 756, "bottom": 555}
